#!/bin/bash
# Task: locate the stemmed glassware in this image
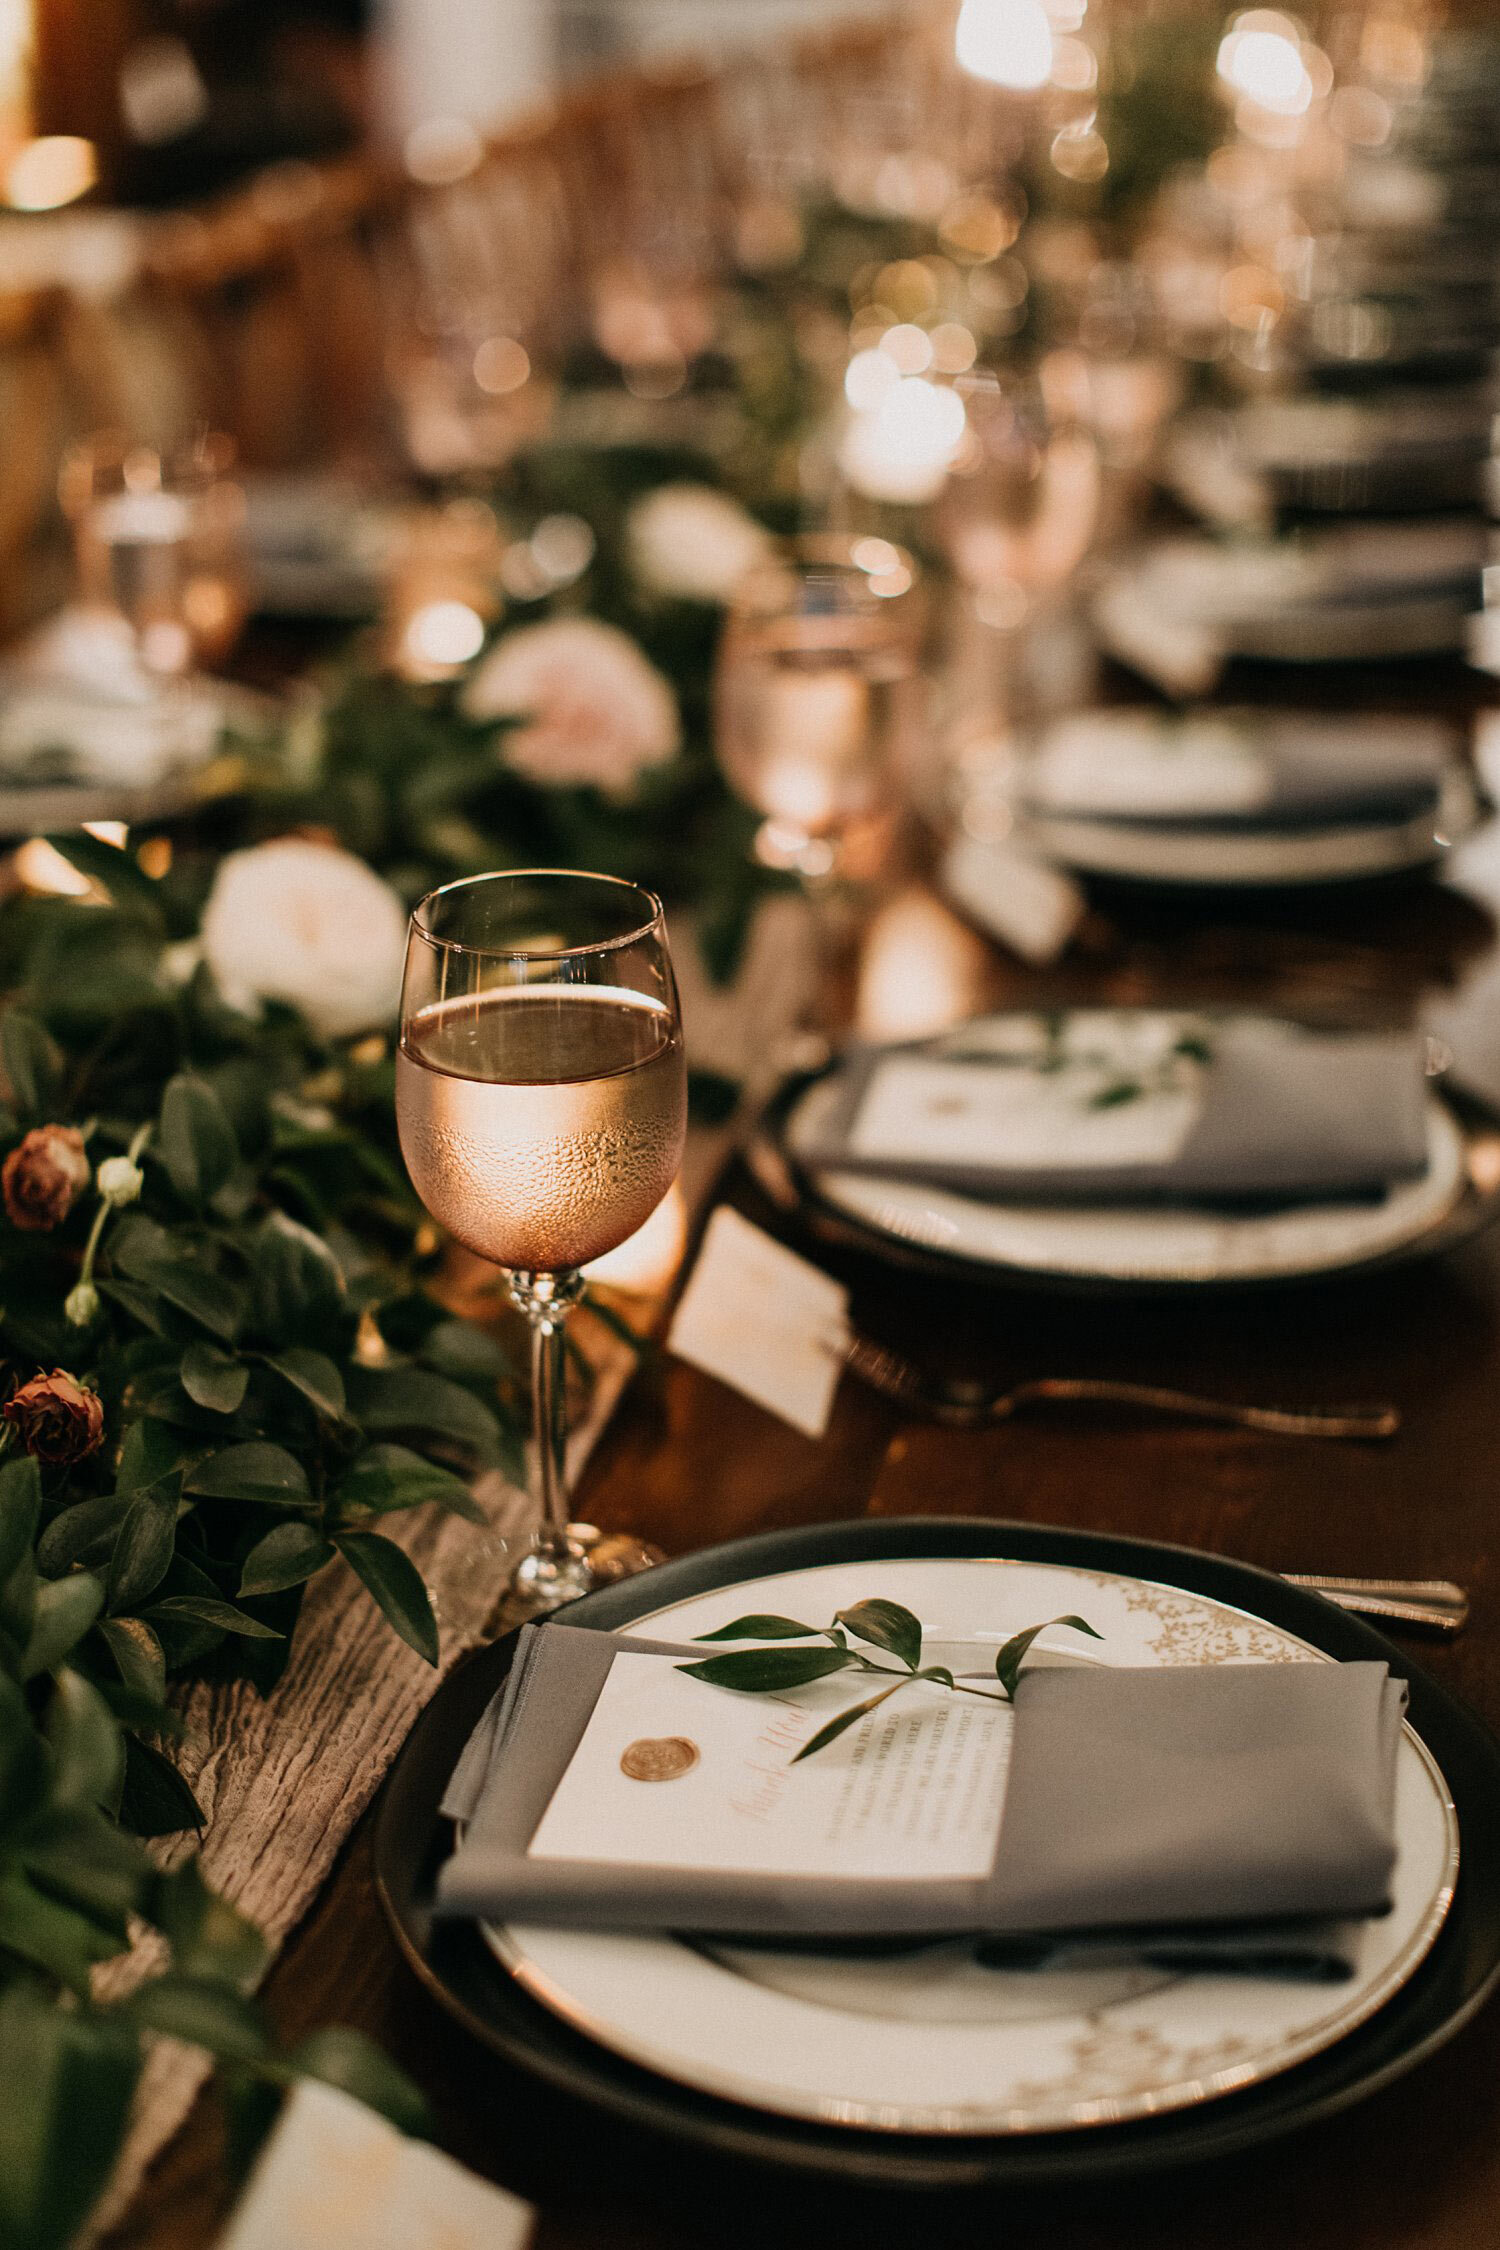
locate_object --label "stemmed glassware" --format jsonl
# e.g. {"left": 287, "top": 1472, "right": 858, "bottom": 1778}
{"left": 714, "top": 535, "right": 923, "bottom": 883}
{"left": 934, "top": 368, "right": 1100, "bottom": 786}
{"left": 396, "top": 871, "right": 687, "bottom": 1612}
{"left": 59, "top": 429, "right": 249, "bottom": 684}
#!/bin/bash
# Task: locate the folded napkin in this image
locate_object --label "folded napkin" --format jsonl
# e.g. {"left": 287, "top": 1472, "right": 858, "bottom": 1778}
{"left": 435, "top": 1622, "right": 1404, "bottom": 1974}
{"left": 788, "top": 1014, "right": 1430, "bottom": 1206}
{"left": 1022, "top": 710, "right": 1455, "bottom": 832}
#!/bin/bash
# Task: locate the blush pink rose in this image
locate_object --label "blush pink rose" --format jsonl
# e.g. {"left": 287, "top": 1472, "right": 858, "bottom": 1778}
{"left": 462, "top": 617, "right": 681, "bottom": 799}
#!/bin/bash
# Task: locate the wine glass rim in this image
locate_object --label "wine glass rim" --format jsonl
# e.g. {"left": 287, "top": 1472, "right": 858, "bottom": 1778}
{"left": 409, "top": 868, "right": 667, "bottom": 959}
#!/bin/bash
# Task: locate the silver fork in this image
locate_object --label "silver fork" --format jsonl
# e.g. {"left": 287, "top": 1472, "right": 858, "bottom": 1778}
{"left": 841, "top": 1331, "right": 1401, "bottom": 1441}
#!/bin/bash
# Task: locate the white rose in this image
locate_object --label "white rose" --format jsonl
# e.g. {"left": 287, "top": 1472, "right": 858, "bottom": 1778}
{"left": 200, "top": 839, "right": 409, "bottom": 1042}
{"left": 461, "top": 617, "right": 681, "bottom": 799}
{"left": 626, "top": 483, "right": 773, "bottom": 603}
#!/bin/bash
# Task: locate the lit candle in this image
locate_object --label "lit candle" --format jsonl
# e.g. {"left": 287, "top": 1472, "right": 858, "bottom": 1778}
{"left": 754, "top": 665, "right": 874, "bottom": 836}
{"left": 384, "top": 504, "right": 504, "bottom": 683}
{"left": 856, "top": 887, "right": 993, "bottom": 1043}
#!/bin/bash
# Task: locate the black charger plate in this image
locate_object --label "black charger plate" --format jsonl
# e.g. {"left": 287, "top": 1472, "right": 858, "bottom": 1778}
{"left": 375, "top": 1517, "right": 1500, "bottom": 2193}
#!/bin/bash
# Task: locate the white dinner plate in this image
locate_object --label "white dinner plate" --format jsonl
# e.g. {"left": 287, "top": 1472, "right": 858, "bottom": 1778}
{"left": 1020, "top": 764, "right": 1481, "bottom": 889}
{"left": 486, "top": 1555, "right": 1457, "bottom": 2135}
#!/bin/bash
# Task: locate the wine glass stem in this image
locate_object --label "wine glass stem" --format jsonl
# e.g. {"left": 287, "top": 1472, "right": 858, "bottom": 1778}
{"left": 508, "top": 1268, "right": 588, "bottom": 1589}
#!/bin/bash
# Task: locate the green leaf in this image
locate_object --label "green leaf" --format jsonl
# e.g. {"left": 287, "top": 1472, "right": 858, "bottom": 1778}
{"left": 1089, "top": 1080, "right": 1143, "bottom": 1111}
{"left": 119, "top": 1734, "right": 204, "bottom": 1837}
{"left": 334, "top": 1533, "right": 439, "bottom": 1666}
{"left": 0, "top": 1672, "right": 49, "bottom": 1837}
{"left": 417, "top": 1318, "right": 513, "bottom": 1383}
{"left": 993, "top": 1614, "right": 1102, "bottom": 1701}
{"left": 98, "top": 1276, "right": 166, "bottom": 1335}
{"left": 22, "top": 1572, "right": 105, "bottom": 1679}
{"left": 115, "top": 1414, "right": 185, "bottom": 1496}
{"left": 158, "top": 1075, "right": 238, "bottom": 1204}
{"left": 36, "top": 1491, "right": 128, "bottom": 1577}
{"left": 45, "top": 1669, "right": 124, "bottom": 1809}
{"left": 18, "top": 1803, "right": 147, "bottom": 1934}
{"left": 248, "top": 1215, "right": 345, "bottom": 1343}
{"left": 0, "top": 1866, "right": 126, "bottom": 1992}
{"left": 0, "top": 1457, "right": 41, "bottom": 1655}
{"left": 179, "top": 1343, "right": 249, "bottom": 1415}
{"left": 792, "top": 1676, "right": 913, "bottom": 1763}
{"left": 676, "top": 1645, "right": 852, "bottom": 1693}
{"left": 834, "top": 1599, "right": 923, "bottom": 1672}
{"left": 333, "top": 1444, "right": 483, "bottom": 1526}
{"left": 0, "top": 1456, "right": 41, "bottom": 1585}
{"left": 184, "top": 1443, "right": 311, "bottom": 1508}
{"left": 126, "top": 1975, "right": 268, "bottom": 2064}
{"left": 143, "top": 1596, "right": 283, "bottom": 1642}
{"left": 42, "top": 827, "right": 166, "bottom": 920}
{"left": 148, "top": 1858, "right": 268, "bottom": 1994}
{"left": 693, "top": 1613, "right": 824, "bottom": 1642}
{"left": 97, "top": 1617, "right": 167, "bottom": 1706}
{"left": 238, "top": 1522, "right": 334, "bottom": 1599}
{"left": 286, "top": 2026, "right": 433, "bottom": 2138}
{"left": 346, "top": 1364, "right": 505, "bottom": 1468}
{"left": 0, "top": 1009, "right": 61, "bottom": 1119}
{"left": 112, "top": 1216, "right": 242, "bottom": 1342}
{"left": 106, "top": 1485, "right": 179, "bottom": 1616}
{"left": 0, "top": 1980, "right": 141, "bottom": 2250}
{"left": 263, "top": 1347, "right": 346, "bottom": 1421}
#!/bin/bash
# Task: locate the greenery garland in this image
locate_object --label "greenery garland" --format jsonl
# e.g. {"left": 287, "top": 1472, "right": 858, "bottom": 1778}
{"left": 0, "top": 837, "right": 543, "bottom": 2244}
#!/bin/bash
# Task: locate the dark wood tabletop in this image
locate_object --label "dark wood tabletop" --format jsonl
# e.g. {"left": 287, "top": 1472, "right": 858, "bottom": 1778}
{"left": 109, "top": 654, "right": 1500, "bottom": 2250}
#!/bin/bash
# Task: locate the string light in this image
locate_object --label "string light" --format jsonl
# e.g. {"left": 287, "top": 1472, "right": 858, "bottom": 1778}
{"left": 840, "top": 378, "right": 967, "bottom": 505}
{"left": 402, "top": 599, "right": 485, "bottom": 676}
{"left": 1217, "top": 13, "right": 1313, "bottom": 115}
{"left": 955, "top": 0, "right": 1054, "bottom": 92}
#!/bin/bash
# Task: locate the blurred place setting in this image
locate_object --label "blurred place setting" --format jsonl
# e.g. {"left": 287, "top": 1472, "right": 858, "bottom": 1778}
{"left": 7, "top": 6, "right": 1500, "bottom": 2250}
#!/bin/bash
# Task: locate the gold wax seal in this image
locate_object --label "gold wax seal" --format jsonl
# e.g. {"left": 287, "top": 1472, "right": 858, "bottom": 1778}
{"left": 620, "top": 1736, "right": 700, "bottom": 1782}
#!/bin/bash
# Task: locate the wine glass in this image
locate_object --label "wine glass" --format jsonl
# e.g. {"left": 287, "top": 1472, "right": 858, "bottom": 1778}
{"left": 60, "top": 430, "right": 249, "bottom": 684}
{"left": 396, "top": 871, "right": 687, "bottom": 1612}
{"left": 935, "top": 369, "right": 1101, "bottom": 788}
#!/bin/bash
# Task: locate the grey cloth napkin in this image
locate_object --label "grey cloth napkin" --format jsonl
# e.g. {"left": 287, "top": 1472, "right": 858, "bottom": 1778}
{"left": 792, "top": 1019, "right": 1430, "bottom": 1205}
{"left": 1024, "top": 722, "right": 1451, "bottom": 833}
{"left": 434, "top": 1623, "right": 1404, "bottom": 1974}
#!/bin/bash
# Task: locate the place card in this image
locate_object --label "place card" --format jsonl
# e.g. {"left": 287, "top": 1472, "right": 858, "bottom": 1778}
{"left": 217, "top": 2079, "right": 534, "bottom": 2250}
{"left": 941, "top": 832, "right": 1084, "bottom": 965}
{"left": 667, "top": 1206, "right": 849, "bottom": 1438}
{"left": 526, "top": 1649, "right": 1012, "bottom": 1883}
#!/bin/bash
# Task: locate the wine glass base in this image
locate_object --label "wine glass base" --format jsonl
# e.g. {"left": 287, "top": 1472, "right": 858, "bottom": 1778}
{"left": 508, "top": 1522, "right": 667, "bottom": 1616}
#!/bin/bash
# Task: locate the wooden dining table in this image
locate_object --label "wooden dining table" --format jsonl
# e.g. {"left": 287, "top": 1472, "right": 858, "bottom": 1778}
{"left": 109, "top": 651, "right": 1500, "bottom": 2250}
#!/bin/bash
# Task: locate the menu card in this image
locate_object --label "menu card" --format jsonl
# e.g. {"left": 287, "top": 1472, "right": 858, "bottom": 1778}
{"left": 527, "top": 1651, "right": 1013, "bottom": 1884}
{"left": 847, "top": 1051, "right": 1201, "bottom": 1174}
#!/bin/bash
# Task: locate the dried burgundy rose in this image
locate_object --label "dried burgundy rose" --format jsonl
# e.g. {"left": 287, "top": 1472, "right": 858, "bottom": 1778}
{"left": 3, "top": 1368, "right": 106, "bottom": 1464}
{"left": 2, "top": 1126, "right": 90, "bottom": 1233}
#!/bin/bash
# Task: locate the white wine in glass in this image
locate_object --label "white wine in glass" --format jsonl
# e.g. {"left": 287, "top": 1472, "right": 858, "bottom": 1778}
{"left": 397, "top": 871, "right": 687, "bottom": 1610}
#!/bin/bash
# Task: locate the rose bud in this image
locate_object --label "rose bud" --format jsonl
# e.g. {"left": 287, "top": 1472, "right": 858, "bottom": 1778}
{"left": 2, "top": 1126, "right": 90, "bottom": 1233}
{"left": 4, "top": 1368, "right": 106, "bottom": 1463}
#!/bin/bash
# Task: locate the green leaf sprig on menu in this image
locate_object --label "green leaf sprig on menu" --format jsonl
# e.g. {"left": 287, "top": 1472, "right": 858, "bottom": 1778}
{"left": 678, "top": 1600, "right": 1102, "bottom": 1761}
